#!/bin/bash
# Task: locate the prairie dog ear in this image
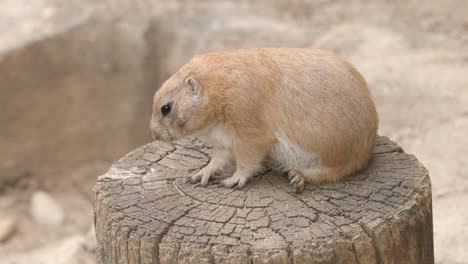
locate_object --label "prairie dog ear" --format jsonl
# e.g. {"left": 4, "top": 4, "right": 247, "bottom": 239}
{"left": 185, "top": 76, "right": 202, "bottom": 95}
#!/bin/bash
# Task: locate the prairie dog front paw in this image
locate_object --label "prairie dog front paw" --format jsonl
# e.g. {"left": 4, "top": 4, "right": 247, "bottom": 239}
{"left": 219, "top": 173, "right": 250, "bottom": 189}
{"left": 186, "top": 166, "right": 222, "bottom": 186}
{"left": 186, "top": 146, "right": 232, "bottom": 186}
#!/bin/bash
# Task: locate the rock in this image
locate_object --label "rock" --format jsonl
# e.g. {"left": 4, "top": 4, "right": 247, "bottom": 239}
{"left": 150, "top": 6, "right": 309, "bottom": 81}
{"left": 0, "top": 216, "right": 17, "bottom": 242}
{"left": 53, "top": 235, "right": 93, "bottom": 264}
{"left": 31, "top": 191, "right": 64, "bottom": 226}
{"left": 0, "top": 164, "right": 30, "bottom": 189}
{"left": 83, "top": 224, "right": 97, "bottom": 252}
{"left": 0, "top": 0, "right": 154, "bottom": 184}
{"left": 0, "top": 0, "right": 94, "bottom": 56}
{"left": 433, "top": 193, "right": 468, "bottom": 264}
{"left": 1, "top": 234, "right": 94, "bottom": 264}
{"left": 313, "top": 23, "right": 409, "bottom": 59}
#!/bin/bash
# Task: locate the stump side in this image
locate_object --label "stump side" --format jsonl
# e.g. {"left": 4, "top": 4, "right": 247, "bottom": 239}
{"left": 94, "top": 136, "right": 434, "bottom": 264}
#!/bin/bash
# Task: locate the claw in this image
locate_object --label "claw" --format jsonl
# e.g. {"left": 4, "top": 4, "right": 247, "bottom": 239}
{"left": 291, "top": 182, "right": 304, "bottom": 193}
{"left": 194, "top": 181, "right": 207, "bottom": 187}
{"left": 290, "top": 177, "right": 298, "bottom": 185}
{"left": 219, "top": 179, "right": 238, "bottom": 188}
{"left": 184, "top": 176, "right": 193, "bottom": 184}
{"left": 294, "top": 187, "right": 303, "bottom": 193}
{"left": 236, "top": 180, "right": 247, "bottom": 189}
{"left": 212, "top": 179, "right": 222, "bottom": 185}
{"left": 187, "top": 176, "right": 201, "bottom": 185}
{"left": 288, "top": 170, "right": 305, "bottom": 193}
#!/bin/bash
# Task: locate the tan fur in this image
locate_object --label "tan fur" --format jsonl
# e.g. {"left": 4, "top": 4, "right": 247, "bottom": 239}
{"left": 151, "top": 48, "right": 378, "bottom": 192}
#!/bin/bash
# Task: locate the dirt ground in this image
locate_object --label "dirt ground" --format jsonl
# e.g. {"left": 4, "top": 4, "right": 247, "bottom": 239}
{"left": 0, "top": 0, "right": 467, "bottom": 263}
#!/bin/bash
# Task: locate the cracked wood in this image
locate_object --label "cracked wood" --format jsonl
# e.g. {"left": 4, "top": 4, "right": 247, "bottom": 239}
{"left": 94, "top": 136, "right": 434, "bottom": 263}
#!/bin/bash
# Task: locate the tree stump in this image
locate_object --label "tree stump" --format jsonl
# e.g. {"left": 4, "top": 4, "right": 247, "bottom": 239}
{"left": 94, "top": 136, "right": 434, "bottom": 264}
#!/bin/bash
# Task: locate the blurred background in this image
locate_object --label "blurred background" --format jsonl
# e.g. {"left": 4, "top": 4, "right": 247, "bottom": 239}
{"left": 0, "top": 0, "right": 467, "bottom": 263}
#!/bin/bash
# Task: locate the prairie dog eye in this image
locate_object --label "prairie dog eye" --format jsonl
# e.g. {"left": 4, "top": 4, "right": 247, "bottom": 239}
{"left": 161, "top": 103, "right": 172, "bottom": 116}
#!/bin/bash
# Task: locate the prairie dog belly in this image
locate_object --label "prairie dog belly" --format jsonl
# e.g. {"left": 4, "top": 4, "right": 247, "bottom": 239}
{"left": 269, "top": 130, "right": 321, "bottom": 170}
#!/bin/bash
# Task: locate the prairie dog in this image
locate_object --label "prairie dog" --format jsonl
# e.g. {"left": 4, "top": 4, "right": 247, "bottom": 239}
{"left": 150, "top": 48, "right": 378, "bottom": 192}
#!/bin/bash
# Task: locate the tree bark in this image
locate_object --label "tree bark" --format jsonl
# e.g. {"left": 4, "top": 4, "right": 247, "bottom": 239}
{"left": 94, "top": 136, "right": 434, "bottom": 263}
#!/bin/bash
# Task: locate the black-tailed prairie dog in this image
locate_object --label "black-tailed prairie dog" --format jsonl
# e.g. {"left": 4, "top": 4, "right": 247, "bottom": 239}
{"left": 150, "top": 48, "right": 378, "bottom": 192}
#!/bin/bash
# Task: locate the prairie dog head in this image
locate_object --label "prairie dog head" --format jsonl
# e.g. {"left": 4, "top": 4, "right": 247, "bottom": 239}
{"left": 150, "top": 73, "right": 215, "bottom": 141}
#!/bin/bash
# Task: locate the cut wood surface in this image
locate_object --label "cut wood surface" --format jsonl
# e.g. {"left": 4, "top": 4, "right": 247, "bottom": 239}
{"left": 94, "top": 136, "right": 434, "bottom": 264}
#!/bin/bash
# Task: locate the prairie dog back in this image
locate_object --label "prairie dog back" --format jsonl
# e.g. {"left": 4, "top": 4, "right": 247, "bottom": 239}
{"left": 265, "top": 49, "right": 378, "bottom": 179}
{"left": 150, "top": 48, "right": 378, "bottom": 192}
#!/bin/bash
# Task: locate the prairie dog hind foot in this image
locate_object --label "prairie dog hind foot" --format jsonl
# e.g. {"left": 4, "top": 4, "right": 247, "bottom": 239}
{"left": 218, "top": 157, "right": 264, "bottom": 189}
{"left": 287, "top": 167, "right": 341, "bottom": 192}
{"left": 288, "top": 170, "right": 305, "bottom": 193}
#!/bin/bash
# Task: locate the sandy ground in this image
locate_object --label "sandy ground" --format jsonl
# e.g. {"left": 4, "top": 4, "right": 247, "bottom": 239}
{"left": 0, "top": 0, "right": 467, "bottom": 263}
